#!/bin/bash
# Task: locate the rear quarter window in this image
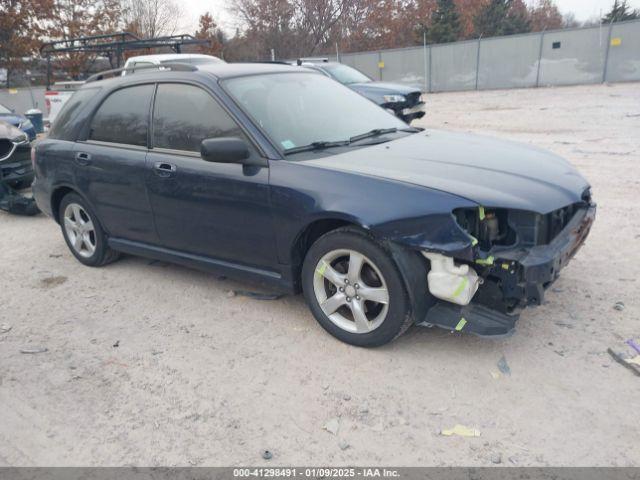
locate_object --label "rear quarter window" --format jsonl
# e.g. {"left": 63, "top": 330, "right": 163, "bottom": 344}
{"left": 48, "top": 87, "right": 101, "bottom": 140}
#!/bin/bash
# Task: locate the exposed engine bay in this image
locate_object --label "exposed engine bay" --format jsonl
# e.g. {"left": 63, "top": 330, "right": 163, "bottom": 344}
{"left": 416, "top": 198, "right": 596, "bottom": 337}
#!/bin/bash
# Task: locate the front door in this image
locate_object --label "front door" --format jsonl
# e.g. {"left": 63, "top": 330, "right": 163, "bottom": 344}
{"left": 145, "top": 83, "right": 278, "bottom": 270}
{"left": 74, "top": 83, "right": 158, "bottom": 244}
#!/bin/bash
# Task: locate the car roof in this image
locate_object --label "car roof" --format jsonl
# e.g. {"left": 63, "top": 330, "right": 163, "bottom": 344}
{"left": 82, "top": 62, "right": 313, "bottom": 90}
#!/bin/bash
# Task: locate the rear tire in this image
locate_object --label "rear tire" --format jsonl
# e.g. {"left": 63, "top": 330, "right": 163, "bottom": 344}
{"left": 302, "top": 227, "right": 412, "bottom": 347}
{"left": 58, "top": 193, "right": 120, "bottom": 267}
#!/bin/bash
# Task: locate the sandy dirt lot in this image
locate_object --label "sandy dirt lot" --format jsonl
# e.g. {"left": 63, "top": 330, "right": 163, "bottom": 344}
{"left": 1, "top": 83, "right": 639, "bottom": 467}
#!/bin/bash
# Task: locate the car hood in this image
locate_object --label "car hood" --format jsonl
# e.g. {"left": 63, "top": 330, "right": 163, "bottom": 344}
{"left": 0, "top": 119, "right": 25, "bottom": 140}
{"left": 0, "top": 113, "right": 24, "bottom": 127}
{"left": 303, "top": 129, "right": 590, "bottom": 214}
{"left": 348, "top": 82, "right": 422, "bottom": 96}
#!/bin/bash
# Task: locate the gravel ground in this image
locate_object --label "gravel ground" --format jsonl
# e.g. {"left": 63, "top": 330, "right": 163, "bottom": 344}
{"left": 1, "top": 82, "right": 639, "bottom": 467}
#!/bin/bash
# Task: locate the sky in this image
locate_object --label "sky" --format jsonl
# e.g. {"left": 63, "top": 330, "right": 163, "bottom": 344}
{"left": 178, "top": 0, "right": 640, "bottom": 36}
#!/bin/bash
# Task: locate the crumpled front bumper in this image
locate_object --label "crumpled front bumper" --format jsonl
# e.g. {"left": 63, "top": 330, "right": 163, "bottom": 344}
{"left": 491, "top": 202, "right": 596, "bottom": 308}
{"left": 395, "top": 102, "right": 426, "bottom": 123}
{"left": 417, "top": 203, "right": 596, "bottom": 336}
{"left": 0, "top": 143, "right": 33, "bottom": 184}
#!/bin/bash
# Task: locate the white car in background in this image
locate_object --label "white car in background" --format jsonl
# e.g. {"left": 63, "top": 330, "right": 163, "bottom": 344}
{"left": 121, "top": 53, "right": 225, "bottom": 75}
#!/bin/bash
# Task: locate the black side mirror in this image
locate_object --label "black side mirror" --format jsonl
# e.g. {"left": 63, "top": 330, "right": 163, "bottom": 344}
{"left": 201, "top": 137, "right": 260, "bottom": 165}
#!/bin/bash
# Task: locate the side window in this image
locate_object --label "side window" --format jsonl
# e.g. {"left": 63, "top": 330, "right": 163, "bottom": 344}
{"left": 88, "top": 84, "right": 153, "bottom": 146}
{"left": 48, "top": 87, "right": 101, "bottom": 140}
{"left": 152, "top": 83, "right": 245, "bottom": 152}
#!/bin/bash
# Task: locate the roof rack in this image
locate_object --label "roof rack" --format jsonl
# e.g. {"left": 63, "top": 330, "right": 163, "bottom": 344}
{"left": 251, "top": 60, "right": 292, "bottom": 65}
{"left": 296, "top": 57, "right": 329, "bottom": 65}
{"left": 85, "top": 62, "right": 198, "bottom": 83}
{"left": 40, "top": 32, "right": 210, "bottom": 89}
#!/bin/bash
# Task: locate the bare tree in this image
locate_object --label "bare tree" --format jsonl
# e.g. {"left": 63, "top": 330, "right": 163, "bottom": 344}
{"left": 562, "top": 12, "right": 580, "bottom": 28}
{"left": 121, "top": 0, "right": 181, "bottom": 38}
{"left": 293, "top": 0, "right": 347, "bottom": 54}
{"left": 49, "top": 0, "right": 122, "bottom": 79}
{"left": 232, "top": 0, "right": 297, "bottom": 58}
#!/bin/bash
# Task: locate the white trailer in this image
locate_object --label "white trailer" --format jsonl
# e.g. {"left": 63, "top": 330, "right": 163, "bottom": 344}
{"left": 44, "top": 81, "right": 84, "bottom": 125}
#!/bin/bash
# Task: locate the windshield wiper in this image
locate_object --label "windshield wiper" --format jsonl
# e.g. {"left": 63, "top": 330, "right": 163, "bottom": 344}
{"left": 284, "top": 127, "right": 421, "bottom": 155}
{"left": 349, "top": 127, "right": 419, "bottom": 144}
{"left": 283, "top": 140, "right": 350, "bottom": 155}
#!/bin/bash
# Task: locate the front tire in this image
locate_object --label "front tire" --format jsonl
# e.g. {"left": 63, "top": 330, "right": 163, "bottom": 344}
{"left": 58, "top": 193, "right": 120, "bottom": 267}
{"left": 302, "top": 227, "right": 412, "bottom": 347}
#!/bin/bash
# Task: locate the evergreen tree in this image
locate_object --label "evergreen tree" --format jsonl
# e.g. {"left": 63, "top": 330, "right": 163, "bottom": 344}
{"left": 427, "top": 0, "right": 462, "bottom": 44}
{"left": 602, "top": 0, "right": 639, "bottom": 23}
{"left": 474, "top": 0, "right": 531, "bottom": 37}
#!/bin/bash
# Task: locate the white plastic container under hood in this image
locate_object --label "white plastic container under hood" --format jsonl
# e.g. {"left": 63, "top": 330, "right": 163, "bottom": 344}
{"left": 422, "top": 252, "right": 480, "bottom": 306}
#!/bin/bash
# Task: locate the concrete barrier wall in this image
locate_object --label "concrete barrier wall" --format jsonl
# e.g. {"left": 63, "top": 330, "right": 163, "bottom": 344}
{"left": 340, "top": 19, "right": 640, "bottom": 92}
{"left": 0, "top": 87, "right": 46, "bottom": 116}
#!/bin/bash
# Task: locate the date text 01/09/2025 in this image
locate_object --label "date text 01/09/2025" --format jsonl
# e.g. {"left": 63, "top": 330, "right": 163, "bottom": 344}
{"left": 233, "top": 468, "right": 400, "bottom": 478}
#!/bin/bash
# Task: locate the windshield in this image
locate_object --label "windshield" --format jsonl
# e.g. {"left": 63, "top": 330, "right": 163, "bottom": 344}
{"left": 0, "top": 104, "right": 11, "bottom": 114}
{"left": 224, "top": 72, "right": 405, "bottom": 153}
{"left": 321, "top": 64, "right": 371, "bottom": 85}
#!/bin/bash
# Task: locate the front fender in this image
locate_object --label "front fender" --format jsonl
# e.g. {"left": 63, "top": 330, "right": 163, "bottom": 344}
{"left": 269, "top": 160, "right": 478, "bottom": 265}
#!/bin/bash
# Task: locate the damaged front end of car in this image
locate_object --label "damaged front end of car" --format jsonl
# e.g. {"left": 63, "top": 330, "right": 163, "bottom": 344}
{"left": 389, "top": 190, "right": 596, "bottom": 337}
{"left": 0, "top": 121, "right": 39, "bottom": 216}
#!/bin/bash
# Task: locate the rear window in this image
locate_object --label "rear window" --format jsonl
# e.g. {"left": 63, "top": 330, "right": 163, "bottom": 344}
{"left": 88, "top": 84, "right": 154, "bottom": 146}
{"left": 48, "top": 88, "right": 100, "bottom": 140}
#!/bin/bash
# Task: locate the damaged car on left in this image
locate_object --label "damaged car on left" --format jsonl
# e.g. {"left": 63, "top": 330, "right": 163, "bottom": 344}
{"left": 0, "top": 120, "right": 39, "bottom": 216}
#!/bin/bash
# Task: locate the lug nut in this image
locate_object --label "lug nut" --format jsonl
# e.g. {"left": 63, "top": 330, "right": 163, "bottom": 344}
{"left": 339, "top": 287, "right": 344, "bottom": 292}
{"left": 356, "top": 296, "right": 361, "bottom": 300}
{"left": 346, "top": 297, "right": 351, "bottom": 302}
{"left": 344, "top": 279, "right": 349, "bottom": 284}
{"left": 354, "top": 283, "right": 359, "bottom": 289}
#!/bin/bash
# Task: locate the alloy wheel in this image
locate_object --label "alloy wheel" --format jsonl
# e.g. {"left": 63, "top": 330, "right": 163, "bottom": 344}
{"left": 63, "top": 203, "right": 96, "bottom": 258}
{"left": 313, "top": 249, "right": 390, "bottom": 334}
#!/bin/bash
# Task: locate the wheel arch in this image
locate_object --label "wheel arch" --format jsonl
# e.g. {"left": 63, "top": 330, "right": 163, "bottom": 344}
{"left": 50, "top": 186, "right": 97, "bottom": 227}
{"left": 293, "top": 216, "right": 435, "bottom": 325}
{"left": 51, "top": 185, "right": 75, "bottom": 224}
{"left": 290, "top": 216, "right": 367, "bottom": 289}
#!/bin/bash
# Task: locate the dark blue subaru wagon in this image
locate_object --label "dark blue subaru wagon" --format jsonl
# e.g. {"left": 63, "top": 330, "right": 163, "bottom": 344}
{"left": 33, "top": 63, "right": 596, "bottom": 347}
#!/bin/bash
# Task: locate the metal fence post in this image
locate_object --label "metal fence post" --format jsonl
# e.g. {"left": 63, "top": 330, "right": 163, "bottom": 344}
{"left": 428, "top": 46, "right": 433, "bottom": 93}
{"left": 423, "top": 32, "right": 428, "bottom": 92}
{"left": 475, "top": 35, "right": 482, "bottom": 90}
{"left": 535, "top": 30, "right": 545, "bottom": 88}
{"left": 602, "top": 21, "right": 614, "bottom": 83}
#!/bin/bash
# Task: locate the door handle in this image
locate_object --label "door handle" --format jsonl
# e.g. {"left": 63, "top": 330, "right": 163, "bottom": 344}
{"left": 75, "top": 152, "right": 91, "bottom": 166}
{"left": 153, "top": 161, "right": 177, "bottom": 177}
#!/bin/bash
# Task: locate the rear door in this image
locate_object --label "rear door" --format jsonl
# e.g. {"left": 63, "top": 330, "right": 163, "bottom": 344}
{"left": 74, "top": 83, "right": 158, "bottom": 244}
{"left": 145, "top": 82, "right": 278, "bottom": 269}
